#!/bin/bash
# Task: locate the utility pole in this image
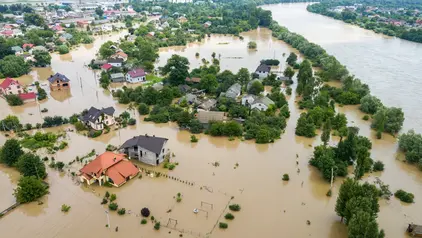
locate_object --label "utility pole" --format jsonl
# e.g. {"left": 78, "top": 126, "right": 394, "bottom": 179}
{"left": 105, "top": 210, "right": 110, "bottom": 228}
{"left": 330, "top": 167, "right": 334, "bottom": 190}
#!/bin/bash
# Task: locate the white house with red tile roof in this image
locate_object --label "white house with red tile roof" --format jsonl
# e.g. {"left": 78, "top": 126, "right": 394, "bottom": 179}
{"left": 0, "top": 78, "right": 36, "bottom": 102}
{"left": 79, "top": 152, "right": 139, "bottom": 187}
{"left": 110, "top": 51, "right": 128, "bottom": 62}
{"left": 126, "top": 68, "right": 146, "bottom": 83}
{"left": 101, "top": 63, "right": 113, "bottom": 71}
{"left": 0, "top": 30, "right": 14, "bottom": 37}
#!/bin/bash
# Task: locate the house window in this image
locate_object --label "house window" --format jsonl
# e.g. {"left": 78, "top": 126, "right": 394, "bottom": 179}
{"left": 162, "top": 148, "right": 164, "bottom": 153}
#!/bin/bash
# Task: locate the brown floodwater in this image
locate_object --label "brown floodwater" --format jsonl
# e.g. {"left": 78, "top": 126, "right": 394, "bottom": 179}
{"left": 0, "top": 18, "right": 421, "bottom": 238}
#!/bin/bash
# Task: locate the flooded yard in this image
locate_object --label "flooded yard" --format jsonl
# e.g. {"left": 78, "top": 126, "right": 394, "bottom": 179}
{"left": 0, "top": 25, "right": 421, "bottom": 238}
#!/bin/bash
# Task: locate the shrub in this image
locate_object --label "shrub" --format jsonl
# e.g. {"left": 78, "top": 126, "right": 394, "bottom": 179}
{"left": 190, "top": 135, "right": 198, "bottom": 143}
{"left": 56, "top": 161, "right": 65, "bottom": 171}
{"left": 128, "top": 118, "right": 136, "bottom": 125}
{"left": 138, "top": 103, "right": 150, "bottom": 115}
{"left": 110, "top": 194, "right": 117, "bottom": 202}
{"left": 224, "top": 213, "right": 234, "bottom": 220}
{"left": 117, "top": 208, "right": 126, "bottom": 215}
{"left": 168, "top": 164, "right": 176, "bottom": 170}
{"left": 362, "top": 115, "right": 369, "bottom": 121}
{"left": 394, "top": 189, "right": 414, "bottom": 203}
{"left": 286, "top": 87, "right": 292, "bottom": 95}
{"left": 176, "top": 193, "right": 182, "bottom": 202}
{"left": 154, "top": 222, "right": 161, "bottom": 230}
{"left": 74, "top": 121, "right": 87, "bottom": 131}
{"left": 88, "top": 130, "right": 102, "bottom": 138}
{"left": 219, "top": 222, "right": 228, "bottom": 229}
{"left": 282, "top": 173, "right": 290, "bottom": 181}
{"left": 108, "top": 202, "right": 118, "bottom": 210}
{"left": 141, "top": 207, "right": 150, "bottom": 217}
{"left": 25, "top": 123, "right": 32, "bottom": 130}
{"left": 58, "top": 45, "right": 69, "bottom": 54}
{"left": 61, "top": 204, "right": 71, "bottom": 212}
{"left": 228, "top": 204, "right": 241, "bottom": 212}
{"left": 101, "top": 198, "right": 108, "bottom": 204}
{"left": 6, "top": 95, "right": 23, "bottom": 106}
{"left": 141, "top": 218, "right": 147, "bottom": 224}
{"left": 105, "top": 191, "right": 110, "bottom": 198}
{"left": 373, "top": 161, "right": 385, "bottom": 172}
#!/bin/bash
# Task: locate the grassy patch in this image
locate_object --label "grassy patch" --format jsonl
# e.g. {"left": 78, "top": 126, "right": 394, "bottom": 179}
{"left": 145, "top": 74, "right": 164, "bottom": 86}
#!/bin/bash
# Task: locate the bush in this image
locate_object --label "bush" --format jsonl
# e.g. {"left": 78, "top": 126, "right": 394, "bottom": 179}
{"left": 394, "top": 189, "right": 414, "bottom": 203}
{"left": 141, "top": 207, "right": 150, "bottom": 217}
{"left": 138, "top": 103, "right": 150, "bottom": 115}
{"left": 373, "top": 161, "right": 384, "bottom": 172}
{"left": 61, "top": 204, "right": 71, "bottom": 212}
{"left": 128, "top": 118, "right": 136, "bottom": 125}
{"left": 14, "top": 176, "right": 48, "bottom": 203}
{"left": 219, "top": 222, "right": 228, "bottom": 229}
{"left": 108, "top": 202, "right": 118, "bottom": 210}
{"left": 362, "top": 115, "right": 369, "bottom": 121}
{"left": 141, "top": 218, "right": 147, "bottom": 224}
{"left": 56, "top": 161, "right": 65, "bottom": 171}
{"left": 110, "top": 193, "right": 117, "bottom": 202}
{"left": 190, "top": 135, "right": 198, "bottom": 143}
{"left": 168, "top": 164, "right": 176, "bottom": 170}
{"left": 286, "top": 87, "right": 292, "bottom": 95}
{"left": 105, "top": 191, "right": 110, "bottom": 198}
{"left": 88, "top": 130, "right": 102, "bottom": 138}
{"left": 228, "top": 204, "right": 241, "bottom": 212}
{"left": 117, "top": 208, "right": 126, "bottom": 215}
{"left": 282, "top": 173, "right": 290, "bottom": 181}
{"left": 101, "top": 198, "right": 108, "bottom": 204}
{"left": 6, "top": 95, "right": 23, "bottom": 106}
{"left": 154, "top": 222, "right": 161, "bottom": 230}
{"left": 224, "top": 213, "right": 235, "bottom": 220}
{"left": 74, "top": 121, "right": 87, "bottom": 131}
{"left": 58, "top": 45, "right": 69, "bottom": 54}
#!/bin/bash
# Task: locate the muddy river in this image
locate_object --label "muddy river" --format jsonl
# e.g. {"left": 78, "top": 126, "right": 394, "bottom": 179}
{"left": 0, "top": 9, "right": 421, "bottom": 238}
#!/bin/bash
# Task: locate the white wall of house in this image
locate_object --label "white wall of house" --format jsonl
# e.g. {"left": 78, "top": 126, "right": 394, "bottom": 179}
{"left": 126, "top": 141, "right": 168, "bottom": 166}
{"left": 87, "top": 114, "right": 115, "bottom": 131}
{"left": 255, "top": 71, "right": 269, "bottom": 79}
{"left": 109, "top": 62, "right": 122, "bottom": 67}
{"left": 104, "top": 114, "right": 115, "bottom": 126}
{"left": 126, "top": 75, "right": 146, "bottom": 83}
{"left": 251, "top": 103, "right": 268, "bottom": 111}
{"left": 1, "top": 82, "right": 23, "bottom": 95}
{"left": 241, "top": 96, "right": 255, "bottom": 106}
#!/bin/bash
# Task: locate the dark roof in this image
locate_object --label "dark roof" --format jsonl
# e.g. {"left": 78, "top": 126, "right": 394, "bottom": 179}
{"left": 107, "top": 58, "right": 124, "bottom": 63}
{"left": 47, "top": 73, "right": 70, "bottom": 83}
{"left": 82, "top": 106, "right": 115, "bottom": 123}
{"left": 120, "top": 135, "right": 168, "bottom": 154}
{"left": 255, "top": 64, "right": 271, "bottom": 73}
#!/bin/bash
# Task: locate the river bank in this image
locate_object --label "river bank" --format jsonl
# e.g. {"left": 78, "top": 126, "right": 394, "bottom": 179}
{"left": 1, "top": 3, "right": 422, "bottom": 237}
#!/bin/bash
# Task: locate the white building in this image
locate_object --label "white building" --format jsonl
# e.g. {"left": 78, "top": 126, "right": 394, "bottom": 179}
{"left": 107, "top": 58, "right": 123, "bottom": 67}
{"left": 120, "top": 135, "right": 169, "bottom": 166}
{"left": 126, "top": 68, "right": 146, "bottom": 83}
{"left": 250, "top": 97, "right": 275, "bottom": 111}
{"left": 81, "top": 106, "right": 115, "bottom": 131}
{"left": 255, "top": 64, "right": 271, "bottom": 79}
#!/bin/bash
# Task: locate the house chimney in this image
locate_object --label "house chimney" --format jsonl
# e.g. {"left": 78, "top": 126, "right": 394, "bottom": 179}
{"left": 113, "top": 157, "right": 116, "bottom": 162}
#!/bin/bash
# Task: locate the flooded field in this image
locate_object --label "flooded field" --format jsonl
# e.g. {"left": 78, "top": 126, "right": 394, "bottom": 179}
{"left": 0, "top": 21, "right": 421, "bottom": 238}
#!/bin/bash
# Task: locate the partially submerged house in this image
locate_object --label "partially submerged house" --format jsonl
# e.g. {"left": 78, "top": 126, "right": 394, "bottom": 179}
{"left": 120, "top": 134, "right": 169, "bottom": 166}
{"left": 242, "top": 94, "right": 274, "bottom": 111}
{"left": 126, "top": 68, "right": 146, "bottom": 83}
{"left": 79, "top": 152, "right": 139, "bottom": 187}
{"left": 107, "top": 58, "right": 123, "bottom": 67}
{"left": 255, "top": 64, "right": 271, "bottom": 78}
{"left": 407, "top": 224, "right": 422, "bottom": 237}
{"left": 0, "top": 78, "right": 36, "bottom": 103}
{"left": 111, "top": 51, "right": 128, "bottom": 62}
{"left": 47, "top": 73, "right": 70, "bottom": 91}
{"left": 196, "top": 111, "right": 225, "bottom": 124}
{"left": 81, "top": 106, "right": 115, "bottom": 131}
{"left": 110, "top": 73, "right": 125, "bottom": 83}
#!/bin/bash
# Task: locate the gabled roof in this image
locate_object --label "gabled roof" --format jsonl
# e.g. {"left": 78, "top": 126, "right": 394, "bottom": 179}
{"left": 108, "top": 58, "right": 124, "bottom": 63}
{"left": 252, "top": 96, "right": 275, "bottom": 107}
{"left": 198, "top": 99, "right": 217, "bottom": 111}
{"left": 82, "top": 106, "right": 115, "bottom": 123}
{"left": 225, "top": 83, "right": 241, "bottom": 99}
{"left": 47, "top": 73, "right": 70, "bottom": 83}
{"left": 127, "top": 68, "right": 145, "bottom": 78}
{"left": 11, "top": 46, "right": 23, "bottom": 52}
{"left": 110, "top": 73, "right": 124, "bottom": 79}
{"left": 185, "top": 77, "right": 201, "bottom": 83}
{"left": 101, "top": 63, "right": 112, "bottom": 70}
{"left": 0, "top": 78, "right": 20, "bottom": 89}
{"left": 255, "top": 64, "right": 271, "bottom": 73}
{"left": 19, "top": 92, "right": 36, "bottom": 101}
{"left": 22, "top": 43, "right": 34, "bottom": 49}
{"left": 120, "top": 135, "right": 168, "bottom": 154}
{"left": 196, "top": 111, "right": 224, "bottom": 124}
{"left": 112, "top": 51, "right": 128, "bottom": 59}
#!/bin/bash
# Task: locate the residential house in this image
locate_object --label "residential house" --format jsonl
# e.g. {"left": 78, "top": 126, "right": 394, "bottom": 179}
{"left": 111, "top": 51, "right": 128, "bottom": 62}
{"left": 11, "top": 46, "right": 23, "bottom": 54}
{"left": 81, "top": 106, "right": 116, "bottom": 131}
{"left": 196, "top": 111, "right": 225, "bottom": 124}
{"left": 255, "top": 64, "right": 271, "bottom": 78}
{"left": 0, "top": 30, "right": 14, "bottom": 37}
{"left": 241, "top": 94, "right": 257, "bottom": 106}
{"left": 79, "top": 152, "right": 139, "bottom": 187}
{"left": 250, "top": 96, "right": 275, "bottom": 111}
{"left": 110, "top": 73, "right": 125, "bottom": 83}
{"left": 198, "top": 98, "right": 217, "bottom": 111}
{"left": 204, "top": 21, "right": 212, "bottom": 28}
{"left": 178, "top": 16, "right": 188, "bottom": 24}
{"left": 101, "top": 63, "right": 113, "bottom": 71}
{"left": 59, "top": 33, "right": 73, "bottom": 42}
{"left": 0, "top": 78, "right": 36, "bottom": 102}
{"left": 51, "top": 25, "right": 64, "bottom": 32}
{"left": 179, "top": 93, "right": 198, "bottom": 105}
{"left": 47, "top": 73, "right": 70, "bottom": 91}
{"left": 107, "top": 58, "right": 123, "bottom": 67}
{"left": 22, "top": 43, "right": 34, "bottom": 51}
{"left": 126, "top": 68, "right": 146, "bottom": 83}
{"left": 147, "top": 32, "right": 155, "bottom": 37}
{"left": 185, "top": 77, "right": 201, "bottom": 84}
{"left": 221, "top": 83, "right": 241, "bottom": 99}
{"left": 120, "top": 134, "right": 169, "bottom": 166}
{"left": 152, "top": 83, "right": 164, "bottom": 91}
{"left": 30, "top": 46, "right": 48, "bottom": 54}
{"left": 178, "top": 84, "right": 191, "bottom": 94}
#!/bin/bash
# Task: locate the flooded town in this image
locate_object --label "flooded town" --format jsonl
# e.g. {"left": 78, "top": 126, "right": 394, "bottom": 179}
{"left": 0, "top": 1, "right": 422, "bottom": 238}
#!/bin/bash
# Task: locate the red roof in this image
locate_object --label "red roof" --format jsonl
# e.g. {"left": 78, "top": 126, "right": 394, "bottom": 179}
{"left": 112, "top": 51, "right": 128, "bottom": 59}
{"left": 80, "top": 152, "right": 138, "bottom": 186}
{"left": 1, "top": 30, "right": 13, "bottom": 36}
{"left": 128, "top": 68, "right": 145, "bottom": 78}
{"left": 22, "top": 43, "right": 34, "bottom": 49}
{"left": 101, "top": 63, "right": 112, "bottom": 70}
{"left": 186, "top": 77, "right": 201, "bottom": 83}
{"left": 0, "top": 77, "right": 20, "bottom": 89}
{"left": 4, "top": 25, "right": 13, "bottom": 29}
{"left": 19, "top": 92, "right": 36, "bottom": 101}
{"left": 52, "top": 25, "right": 64, "bottom": 31}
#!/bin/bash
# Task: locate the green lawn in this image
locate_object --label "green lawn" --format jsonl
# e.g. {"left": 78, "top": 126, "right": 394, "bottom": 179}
{"left": 145, "top": 74, "right": 164, "bottom": 86}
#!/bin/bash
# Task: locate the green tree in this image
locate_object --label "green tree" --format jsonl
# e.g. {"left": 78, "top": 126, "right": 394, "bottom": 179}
{"left": 296, "top": 60, "right": 314, "bottom": 98}
{"left": 0, "top": 139, "right": 24, "bottom": 166}
{"left": 95, "top": 7, "right": 104, "bottom": 17}
{"left": 321, "top": 119, "right": 331, "bottom": 145}
{"left": 99, "top": 71, "right": 110, "bottom": 89}
{"left": 160, "top": 54, "right": 189, "bottom": 85}
{"left": 99, "top": 41, "right": 115, "bottom": 59}
{"left": 371, "top": 107, "right": 404, "bottom": 134}
{"left": 286, "top": 52, "right": 298, "bottom": 66}
{"left": 360, "top": 95, "right": 383, "bottom": 114}
{"left": 14, "top": 176, "right": 48, "bottom": 203}
{"left": 0, "top": 55, "right": 31, "bottom": 77}
{"left": 6, "top": 95, "right": 23, "bottom": 106}
{"left": 199, "top": 74, "right": 218, "bottom": 94}
{"left": 58, "top": 45, "right": 69, "bottom": 54}
{"left": 248, "top": 80, "right": 264, "bottom": 95}
{"left": 236, "top": 68, "right": 250, "bottom": 90}
{"left": 0, "top": 115, "right": 22, "bottom": 131}
{"left": 138, "top": 103, "right": 150, "bottom": 115}
{"left": 295, "top": 113, "right": 316, "bottom": 138}
{"left": 33, "top": 50, "right": 51, "bottom": 67}
{"left": 247, "top": 41, "right": 257, "bottom": 49}
{"left": 283, "top": 66, "right": 295, "bottom": 79}
{"left": 16, "top": 153, "right": 47, "bottom": 178}
{"left": 24, "top": 13, "right": 45, "bottom": 26}
{"left": 398, "top": 130, "right": 422, "bottom": 164}
{"left": 348, "top": 211, "right": 381, "bottom": 238}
